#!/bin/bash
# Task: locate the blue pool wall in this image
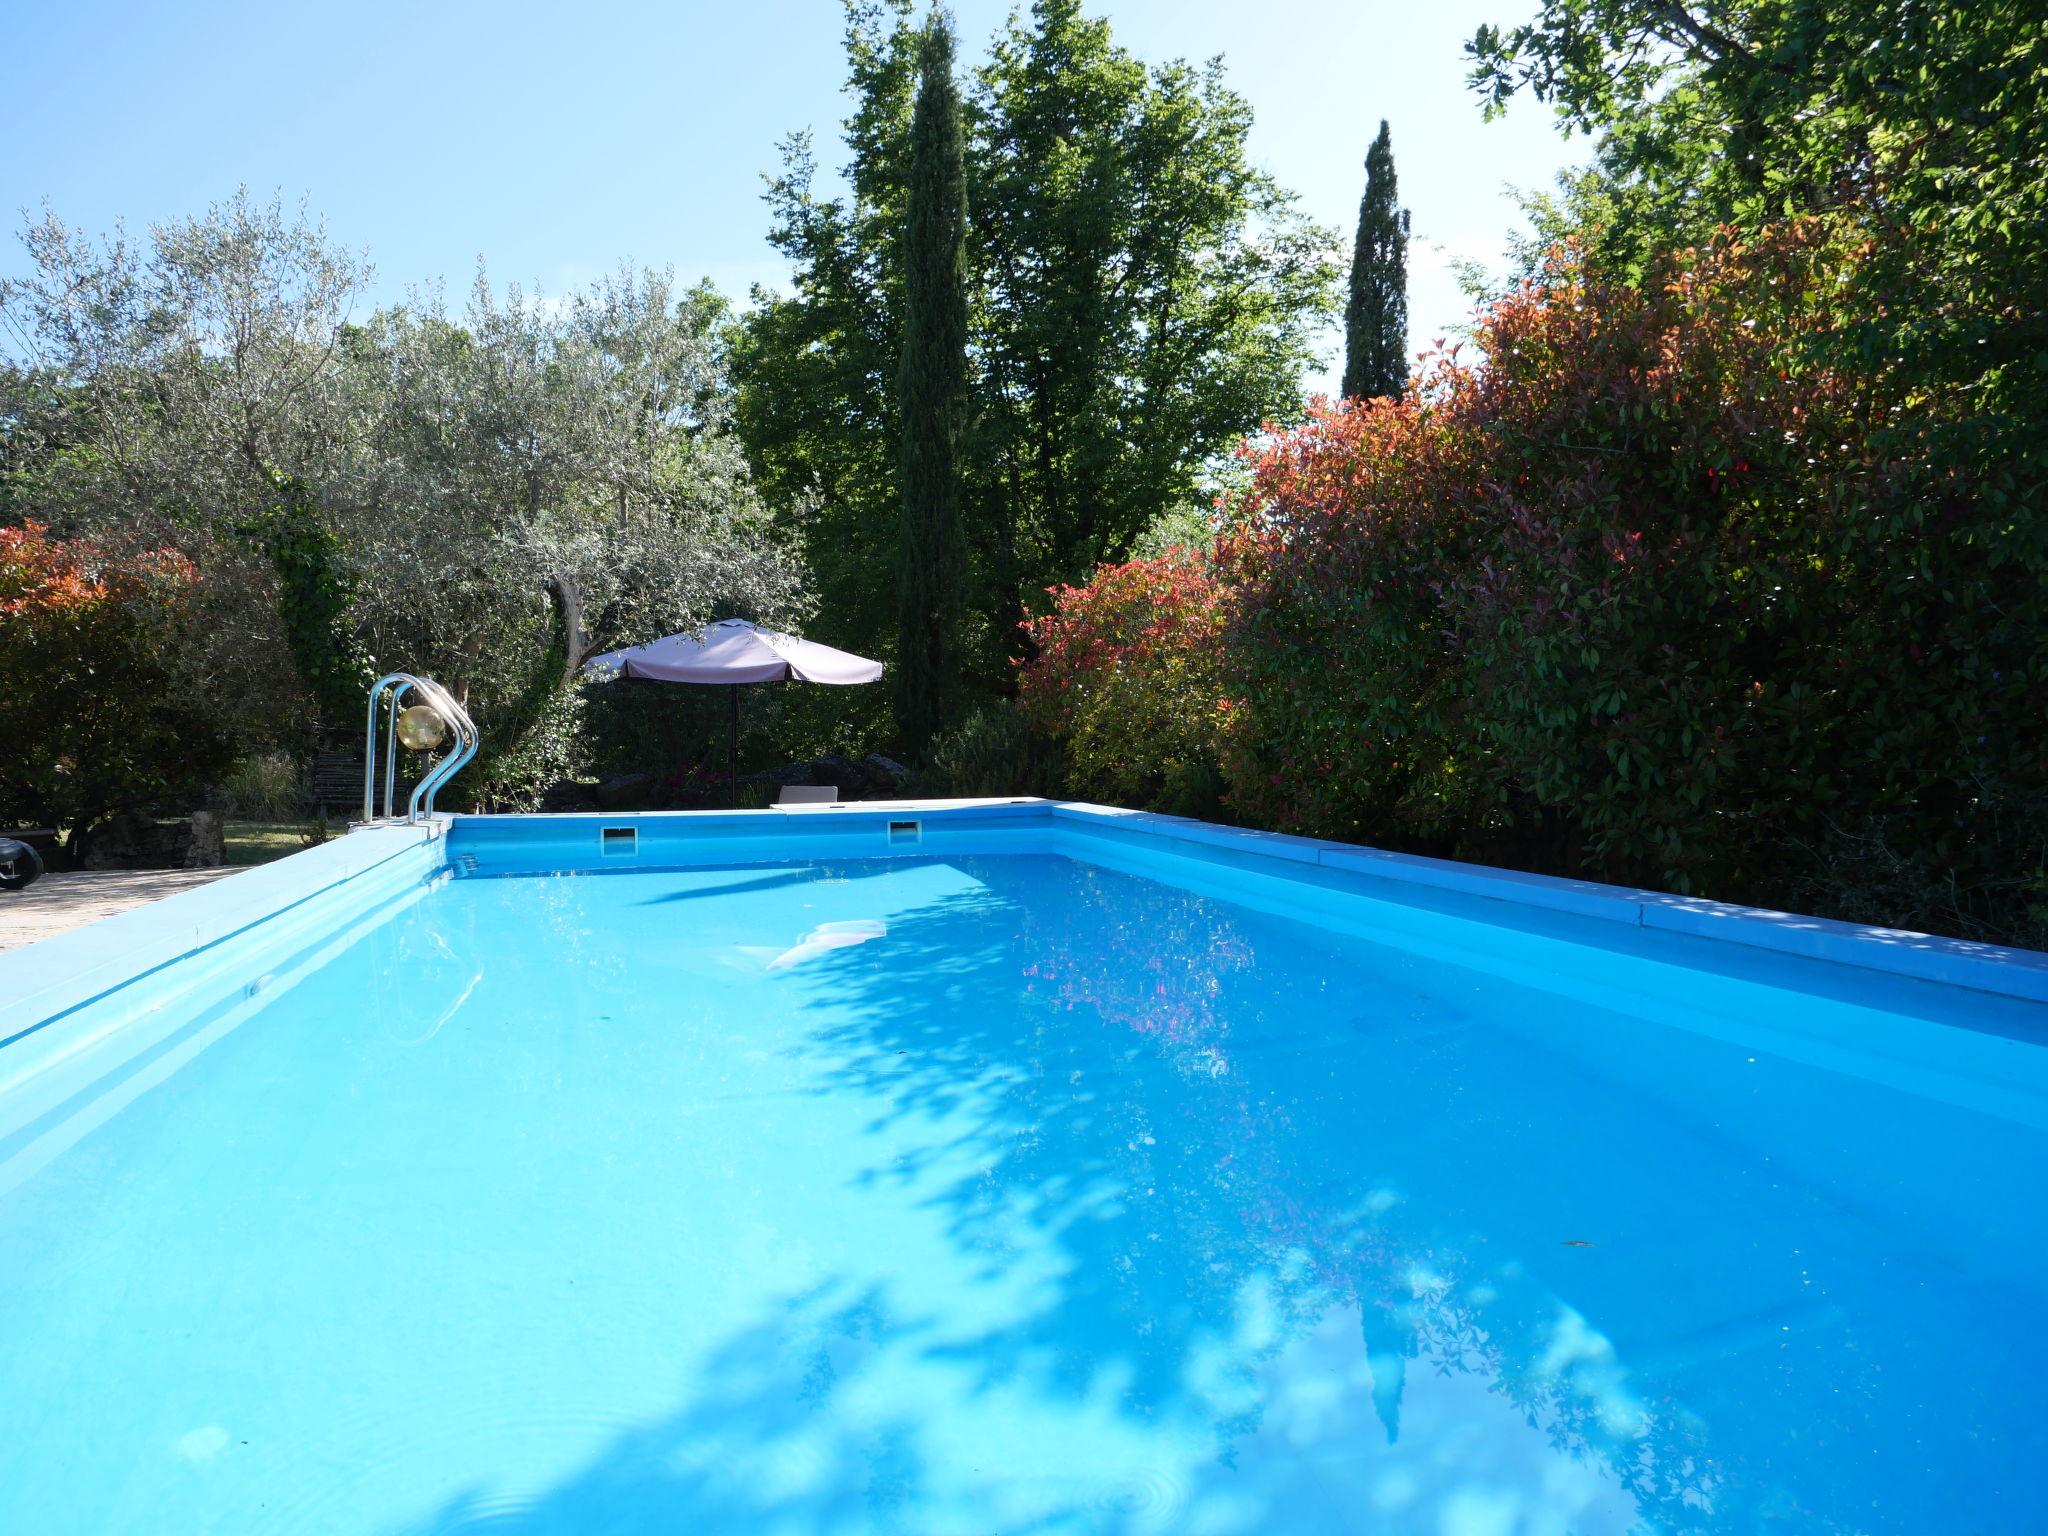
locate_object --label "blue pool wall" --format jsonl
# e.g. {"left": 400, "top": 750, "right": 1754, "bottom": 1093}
{"left": 4, "top": 798, "right": 2046, "bottom": 1303}
{"left": 445, "top": 800, "right": 2048, "bottom": 1001}
{"left": 6, "top": 798, "right": 2048, "bottom": 1071}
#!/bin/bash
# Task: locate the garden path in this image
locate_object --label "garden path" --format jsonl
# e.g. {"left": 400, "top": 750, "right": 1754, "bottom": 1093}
{"left": 0, "top": 868, "right": 240, "bottom": 953}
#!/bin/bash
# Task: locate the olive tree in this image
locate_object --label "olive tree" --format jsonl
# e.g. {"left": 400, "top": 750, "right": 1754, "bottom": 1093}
{"left": 2, "top": 196, "right": 809, "bottom": 792}
{"left": 333, "top": 269, "right": 808, "bottom": 788}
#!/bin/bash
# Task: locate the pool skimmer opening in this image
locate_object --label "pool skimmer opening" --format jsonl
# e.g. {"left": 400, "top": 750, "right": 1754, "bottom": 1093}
{"left": 600, "top": 826, "right": 638, "bottom": 858}
{"left": 888, "top": 820, "right": 922, "bottom": 847}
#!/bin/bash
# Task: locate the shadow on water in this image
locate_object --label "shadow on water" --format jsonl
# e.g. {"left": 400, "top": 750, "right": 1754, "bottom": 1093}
{"left": 387, "top": 854, "right": 1891, "bottom": 1534}
{"left": 395, "top": 1287, "right": 948, "bottom": 1536}
{"left": 633, "top": 868, "right": 822, "bottom": 904}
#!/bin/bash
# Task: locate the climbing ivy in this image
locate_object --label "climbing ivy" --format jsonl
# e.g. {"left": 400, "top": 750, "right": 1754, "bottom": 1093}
{"left": 241, "top": 473, "right": 375, "bottom": 730}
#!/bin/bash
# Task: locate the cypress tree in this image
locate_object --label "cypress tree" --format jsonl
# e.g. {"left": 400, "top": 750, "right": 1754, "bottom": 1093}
{"left": 1342, "top": 120, "right": 1410, "bottom": 400}
{"left": 895, "top": 12, "right": 969, "bottom": 758}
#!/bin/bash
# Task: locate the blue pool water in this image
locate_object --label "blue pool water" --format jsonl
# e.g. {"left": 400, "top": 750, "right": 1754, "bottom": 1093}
{"left": 3, "top": 848, "right": 2045, "bottom": 1533}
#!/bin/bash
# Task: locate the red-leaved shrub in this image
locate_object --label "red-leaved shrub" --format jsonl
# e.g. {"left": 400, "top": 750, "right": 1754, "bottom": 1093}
{"left": 1217, "top": 223, "right": 2048, "bottom": 938}
{"left": 0, "top": 521, "right": 233, "bottom": 843}
{"left": 1017, "top": 549, "right": 1230, "bottom": 813}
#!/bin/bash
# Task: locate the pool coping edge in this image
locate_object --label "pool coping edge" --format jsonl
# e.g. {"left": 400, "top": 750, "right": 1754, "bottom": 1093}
{"left": 445, "top": 799, "right": 2048, "bottom": 1003}
{"left": 0, "top": 822, "right": 446, "bottom": 1047}
{"left": 2, "top": 800, "right": 2044, "bottom": 1040}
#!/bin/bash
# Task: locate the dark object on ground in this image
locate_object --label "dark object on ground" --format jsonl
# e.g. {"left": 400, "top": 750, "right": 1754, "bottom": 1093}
{"left": 593, "top": 773, "right": 656, "bottom": 812}
{"left": 77, "top": 810, "right": 226, "bottom": 871}
{"left": 312, "top": 750, "right": 416, "bottom": 817}
{"left": 3, "top": 828, "right": 62, "bottom": 867}
{"left": 185, "top": 810, "right": 226, "bottom": 867}
{"left": 538, "top": 780, "right": 603, "bottom": 813}
{"left": 797, "top": 753, "right": 912, "bottom": 800}
{"left": 0, "top": 837, "right": 44, "bottom": 891}
{"left": 309, "top": 751, "right": 359, "bottom": 815}
{"left": 860, "top": 754, "right": 912, "bottom": 795}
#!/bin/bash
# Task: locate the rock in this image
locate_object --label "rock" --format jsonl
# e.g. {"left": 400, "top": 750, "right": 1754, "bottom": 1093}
{"left": 592, "top": 772, "right": 655, "bottom": 812}
{"left": 539, "top": 779, "right": 602, "bottom": 814}
{"left": 861, "top": 754, "right": 912, "bottom": 795}
{"left": 807, "top": 752, "right": 857, "bottom": 790}
{"left": 184, "top": 810, "right": 225, "bottom": 868}
{"left": 80, "top": 810, "right": 189, "bottom": 870}
{"left": 663, "top": 779, "right": 713, "bottom": 810}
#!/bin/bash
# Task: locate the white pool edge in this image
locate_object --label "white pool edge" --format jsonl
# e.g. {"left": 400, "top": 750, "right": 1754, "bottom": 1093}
{"left": 0, "top": 821, "right": 446, "bottom": 1046}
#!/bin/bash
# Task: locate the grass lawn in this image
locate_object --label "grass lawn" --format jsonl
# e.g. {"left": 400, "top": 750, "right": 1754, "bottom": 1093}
{"left": 224, "top": 820, "right": 333, "bottom": 868}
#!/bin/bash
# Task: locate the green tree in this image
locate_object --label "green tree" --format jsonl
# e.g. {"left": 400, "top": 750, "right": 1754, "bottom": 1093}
{"left": 1341, "top": 120, "right": 1409, "bottom": 400}
{"left": 1466, "top": 1, "right": 2048, "bottom": 478}
{"left": 1466, "top": 0, "right": 2048, "bottom": 919}
{"left": 729, "top": 5, "right": 919, "bottom": 755}
{"left": 0, "top": 521, "right": 235, "bottom": 848}
{"left": 3, "top": 199, "right": 811, "bottom": 798}
{"left": 895, "top": 12, "right": 970, "bottom": 758}
{"left": 966, "top": 1, "right": 1335, "bottom": 656}
{"left": 737, "top": 0, "right": 1337, "bottom": 726}
{"left": 0, "top": 191, "right": 372, "bottom": 740}
{"left": 243, "top": 471, "right": 375, "bottom": 727}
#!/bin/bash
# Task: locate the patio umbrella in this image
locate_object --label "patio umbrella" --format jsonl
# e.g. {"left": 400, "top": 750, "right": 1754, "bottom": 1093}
{"left": 586, "top": 619, "right": 884, "bottom": 805}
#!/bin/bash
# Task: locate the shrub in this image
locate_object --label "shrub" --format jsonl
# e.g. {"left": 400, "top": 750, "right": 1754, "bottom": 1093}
{"left": 0, "top": 521, "right": 236, "bottom": 848}
{"left": 923, "top": 704, "right": 1066, "bottom": 799}
{"left": 1017, "top": 550, "right": 1231, "bottom": 810}
{"left": 1214, "top": 387, "right": 1479, "bottom": 844}
{"left": 221, "top": 751, "right": 307, "bottom": 820}
{"left": 467, "top": 684, "right": 583, "bottom": 811}
{"left": 1219, "top": 223, "right": 2048, "bottom": 941}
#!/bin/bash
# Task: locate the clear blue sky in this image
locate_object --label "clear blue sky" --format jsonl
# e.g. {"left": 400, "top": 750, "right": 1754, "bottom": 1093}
{"left": 2, "top": 0, "right": 1587, "bottom": 391}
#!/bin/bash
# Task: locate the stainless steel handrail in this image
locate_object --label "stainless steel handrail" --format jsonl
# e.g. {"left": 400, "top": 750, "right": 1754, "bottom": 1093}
{"left": 362, "top": 673, "right": 480, "bottom": 825}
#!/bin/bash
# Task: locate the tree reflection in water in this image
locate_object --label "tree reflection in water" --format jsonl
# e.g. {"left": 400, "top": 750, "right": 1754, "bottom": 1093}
{"left": 366, "top": 850, "right": 2022, "bottom": 1535}
{"left": 790, "top": 855, "right": 1731, "bottom": 1530}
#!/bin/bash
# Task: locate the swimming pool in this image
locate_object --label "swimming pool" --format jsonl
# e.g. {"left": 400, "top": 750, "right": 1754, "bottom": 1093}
{"left": 3, "top": 802, "right": 2044, "bottom": 1533}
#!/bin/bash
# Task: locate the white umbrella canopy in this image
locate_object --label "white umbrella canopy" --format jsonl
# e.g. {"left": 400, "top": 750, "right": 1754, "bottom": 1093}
{"left": 587, "top": 619, "right": 883, "bottom": 686}
{"left": 584, "top": 619, "right": 884, "bottom": 806}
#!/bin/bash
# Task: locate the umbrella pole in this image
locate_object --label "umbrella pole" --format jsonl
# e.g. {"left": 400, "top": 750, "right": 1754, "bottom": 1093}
{"left": 728, "top": 686, "right": 739, "bottom": 809}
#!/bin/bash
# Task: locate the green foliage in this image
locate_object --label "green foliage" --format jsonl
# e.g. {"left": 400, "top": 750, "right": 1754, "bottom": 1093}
{"left": 1219, "top": 227, "right": 2048, "bottom": 942}
{"left": 1441, "top": 0, "right": 2048, "bottom": 940}
{"left": 578, "top": 678, "right": 832, "bottom": 802}
{"left": 727, "top": 6, "right": 917, "bottom": 738}
{"left": 337, "top": 269, "right": 809, "bottom": 766}
{"left": 1130, "top": 502, "right": 1218, "bottom": 559}
{"left": 733, "top": 778, "right": 780, "bottom": 811}
{"left": 1017, "top": 549, "right": 1230, "bottom": 811}
{"left": 0, "top": 522, "right": 236, "bottom": 842}
{"left": 895, "top": 13, "right": 970, "bottom": 758}
{"left": 737, "top": 0, "right": 1339, "bottom": 717}
{"left": 1341, "top": 120, "right": 1410, "bottom": 400}
{"left": 1468, "top": 0, "right": 2048, "bottom": 556}
{"left": 467, "top": 683, "right": 583, "bottom": 812}
{"left": 2, "top": 202, "right": 809, "bottom": 780}
{"left": 220, "top": 751, "right": 307, "bottom": 820}
{"left": 465, "top": 576, "right": 577, "bottom": 801}
{"left": 0, "top": 369, "right": 95, "bottom": 527}
{"left": 923, "top": 703, "right": 1066, "bottom": 799}
{"left": 1217, "top": 383, "right": 1475, "bottom": 846}
{"left": 579, "top": 678, "right": 707, "bottom": 782}
{"left": 242, "top": 473, "right": 374, "bottom": 729}
{"left": 222, "top": 819, "right": 328, "bottom": 867}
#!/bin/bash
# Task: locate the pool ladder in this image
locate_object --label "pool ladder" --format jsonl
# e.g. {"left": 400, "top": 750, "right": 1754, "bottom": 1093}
{"left": 361, "top": 673, "right": 480, "bottom": 825}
